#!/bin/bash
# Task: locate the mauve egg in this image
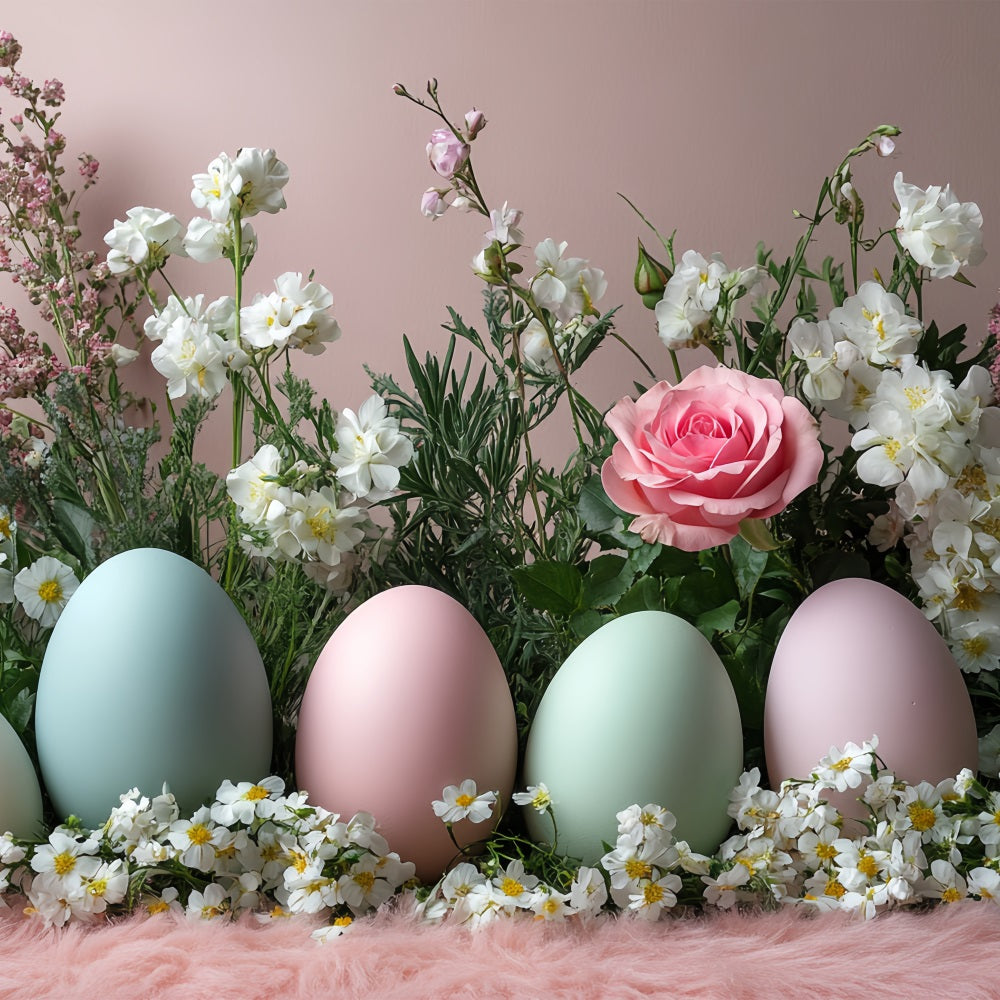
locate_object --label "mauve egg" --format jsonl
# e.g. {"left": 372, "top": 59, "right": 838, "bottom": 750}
{"left": 295, "top": 586, "right": 517, "bottom": 881}
{"left": 764, "top": 577, "right": 977, "bottom": 814}
{"left": 35, "top": 548, "right": 273, "bottom": 828}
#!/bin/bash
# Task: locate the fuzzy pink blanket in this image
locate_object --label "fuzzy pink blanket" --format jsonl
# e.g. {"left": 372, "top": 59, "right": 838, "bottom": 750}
{"left": 1, "top": 905, "right": 998, "bottom": 999}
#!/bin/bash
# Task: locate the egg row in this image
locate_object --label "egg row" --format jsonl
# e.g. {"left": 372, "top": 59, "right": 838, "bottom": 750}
{"left": 3, "top": 550, "right": 979, "bottom": 881}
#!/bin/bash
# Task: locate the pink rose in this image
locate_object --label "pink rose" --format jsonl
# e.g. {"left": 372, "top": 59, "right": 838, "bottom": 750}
{"left": 426, "top": 128, "right": 469, "bottom": 179}
{"left": 600, "top": 366, "right": 823, "bottom": 552}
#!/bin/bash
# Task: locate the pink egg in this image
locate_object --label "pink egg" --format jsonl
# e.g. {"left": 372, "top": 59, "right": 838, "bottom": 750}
{"left": 764, "top": 578, "right": 977, "bottom": 816}
{"left": 295, "top": 585, "right": 517, "bottom": 881}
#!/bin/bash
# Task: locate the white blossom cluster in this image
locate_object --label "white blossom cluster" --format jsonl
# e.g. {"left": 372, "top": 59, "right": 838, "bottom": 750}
{"left": 104, "top": 149, "right": 340, "bottom": 402}
{"left": 226, "top": 395, "right": 412, "bottom": 591}
{"left": 0, "top": 777, "right": 415, "bottom": 941}
{"left": 788, "top": 174, "right": 996, "bottom": 670}
{"left": 3, "top": 748, "right": 1000, "bottom": 936}
{"left": 655, "top": 249, "right": 763, "bottom": 351}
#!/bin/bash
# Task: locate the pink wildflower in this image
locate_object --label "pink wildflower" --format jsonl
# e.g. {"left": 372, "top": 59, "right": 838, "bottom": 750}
{"left": 0, "top": 31, "right": 21, "bottom": 68}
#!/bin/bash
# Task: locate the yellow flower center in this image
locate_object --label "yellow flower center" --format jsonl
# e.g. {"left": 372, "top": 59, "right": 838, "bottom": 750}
{"left": 908, "top": 803, "right": 936, "bottom": 832}
{"left": 38, "top": 579, "right": 63, "bottom": 604}
{"left": 825, "top": 876, "right": 846, "bottom": 899}
{"left": 52, "top": 852, "right": 75, "bottom": 876}
{"left": 541, "top": 897, "right": 560, "bottom": 915}
{"left": 816, "top": 842, "right": 837, "bottom": 861}
{"left": 187, "top": 824, "right": 212, "bottom": 846}
{"left": 953, "top": 582, "right": 983, "bottom": 613}
{"left": 501, "top": 877, "right": 524, "bottom": 898}
{"left": 955, "top": 464, "right": 989, "bottom": 499}
{"left": 857, "top": 853, "right": 879, "bottom": 878}
{"left": 961, "top": 635, "right": 989, "bottom": 659}
{"left": 624, "top": 859, "right": 652, "bottom": 881}
{"left": 86, "top": 877, "right": 108, "bottom": 898}
{"left": 903, "top": 386, "right": 928, "bottom": 409}
{"left": 289, "top": 849, "right": 309, "bottom": 874}
{"left": 242, "top": 784, "right": 270, "bottom": 802}
{"left": 306, "top": 510, "right": 337, "bottom": 544}
{"left": 147, "top": 899, "right": 170, "bottom": 915}
{"left": 353, "top": 870, "right": 375, "bottom": 893}
{"left": 942, "top": 886, "right": 962, "bottom": 904}
{"left": 643, "top": 882, "right": 665, "bottom": 906}
{"left": 0, "top": 515, "right": 11, "bottom": 539}
{"left": 455, "top": 793, "right": 475, "bottom": 808}
{"left": 883, "top": 440, "right": 901, "bottom": 462}
{"left": 831, "top": 757, "right": 853, "bottom": 773}
{"left": 333, "top": 916, "right": 353, "bottom": 927}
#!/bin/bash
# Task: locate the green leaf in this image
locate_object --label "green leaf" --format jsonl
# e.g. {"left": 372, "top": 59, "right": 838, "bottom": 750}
{"left": 729, "top": 534, "right": 770, "bottom": 600}
{"left": 695, "top": 600, "right": 741, "bottom": 639}
{"left": 51, "top": 498, "right": 96, "bottom": 566}
{"left": 577, "top": 477, "right": 622, "bottom": 534}
{"left": 738, "top": 518, "right": 779, "bottom": 552}
{"left": 569, "top": 610, "right": 605, "bottom": 640}
{"left": 511, "top": 562, "right": 584, "bottom": 615}
{"left": 616, "top": 575, "right": 662, "bottom": 614}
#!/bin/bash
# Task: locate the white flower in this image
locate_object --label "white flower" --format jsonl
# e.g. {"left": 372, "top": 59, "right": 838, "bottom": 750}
{"left": 485, "top": 202, "right": 524, "bottom": 246}
{"left": 104, "top": 206, "right": 186, "bottom": 274}
{"left": 109, "top": 344, "right": 139, "bottom": 368}
{"left": 240, "top": 272, "right": 340, "bottom": 354}
{"left": 330, "top": 395, "right": 413, "bottom": 500}
{"left": 512, "top": 783, "right": 552, "bottom": 814}
{"left": 14, "top": 556, "right": 78, "bottom": 627}
{"left": 530, "top": 886, "right": 573, "bottom": 921}
{"left": 979, "top": 724, "right": 1000, "bottom": 778}
{"left": 231, "top": 147, "right": 289, "bottom": 217}
{"left": 0, "top": 552, "right": 14, "bottom": 604}
{"left": 338, "top": 855, "right": 393, "bottom": 913}
{"left": 701, "top": 865, "right": 750, "bottom": 909}
{"left": 183, "top": 217, "right": 257, "bottom": 264}
{"left": 925, "top": 858, "right": 969, "bottom": 903}
{"left": 150, "top": 317, "right": 229, "bottom": 400}
{"left": 312, "top": 916, "right": 354, "bottom": 942}
{"left": 186, "top": 882, "right": 230, "bottom": 920}
{"left": 813, "top": 739, "right": 877, "bottom": 793}
{"left": 211, "top": 776, "right": 285, "bottom": 826}
{"left": 530, "top": 238, "right": 606, "bottom": 323}
{"left": 79, "top": 859, "right": 128, "bottom": 915}
{"left": 627, "top": 873, "right": 681, "bottom": 919}
{"left": 431, "top": 780, "right": 497, "bottom": 824}
{"left": 30, "top": 831, "right": 99, "bottom": 885}
{"left": 286, "top": 488, "right": 366, "bottom": 568}
{"left": 491, "top": 860, "right": 539, "bottom": 910}
{"left": 167, "top": 808, "right": 226, "bottom": 872}
{"left": 894, "top": 172, "right": 986, "bottom": 279}
{"left": 227, "top": 444, "right": 293, "bottom": 527}
{"left": 192, "top": 154, "right": 244, "bottom": 221}
{"left": 967, "top": 866, "right": 1000, "bottom": 903}
{"left": 568, "top": 866, "right": 608, "bottom": 917}
{"left": 827, "top": 282, "right": 923, "bottom": 367}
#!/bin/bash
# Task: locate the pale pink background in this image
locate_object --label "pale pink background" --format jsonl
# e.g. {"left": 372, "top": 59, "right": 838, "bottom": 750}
{"left": 5, "top": 0, "right": 1000, "bottom": 468}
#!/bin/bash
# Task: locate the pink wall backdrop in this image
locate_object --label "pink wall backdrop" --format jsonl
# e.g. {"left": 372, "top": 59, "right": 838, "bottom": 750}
{"left": 5, "top": 0, "right": 1000, "bottom": 469}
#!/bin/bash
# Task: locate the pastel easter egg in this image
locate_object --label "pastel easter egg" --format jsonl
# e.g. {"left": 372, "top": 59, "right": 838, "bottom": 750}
{"left": 35, "top": 548, "right": 272, "bottom": 828}
{"left": 522, "top": 610, "right": 743, "bottom": 863}
{"left": 764, "top": 577, "right": 977, "bottom": 815}
{"left": 0, "top": 714, "right": 43, "bottom": 838}
{"left": 295, "top": 585, "right": 518, "bottom": 882}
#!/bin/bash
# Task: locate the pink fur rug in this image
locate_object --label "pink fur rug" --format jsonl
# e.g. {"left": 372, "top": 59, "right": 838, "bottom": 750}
{"left": 1, "top": 905, "right": 998, "bottom": 999}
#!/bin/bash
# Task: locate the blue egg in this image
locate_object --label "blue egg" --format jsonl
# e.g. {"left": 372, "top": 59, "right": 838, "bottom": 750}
{"left": 35, "top": 548, "right": 272, "bottom": 828}
{"left": 0, "top": 714, "right": 43, "bottom": 838}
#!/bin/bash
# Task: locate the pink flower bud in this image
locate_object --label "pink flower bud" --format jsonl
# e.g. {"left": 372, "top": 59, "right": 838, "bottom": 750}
{"left": 464, "top": 108, "right": 486, "bottom": 139}
{"left": 420, "top": 188, "right": 448, "bottom": 220}
{"left": 426, "top": 128, "right": 469, "bottom": 179}
{"left": 875, "top": 135, "right": 895, "bottom": 157}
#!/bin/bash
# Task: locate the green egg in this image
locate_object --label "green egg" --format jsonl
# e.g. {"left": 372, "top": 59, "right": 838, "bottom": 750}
{"left": 0, "top": 714, "right": 43, "bottom": 839}
{"left": 522, "top": 610, "right": 742, "bottom": 863}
